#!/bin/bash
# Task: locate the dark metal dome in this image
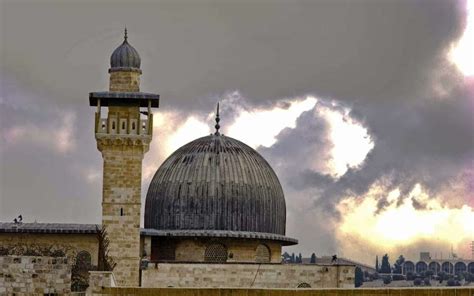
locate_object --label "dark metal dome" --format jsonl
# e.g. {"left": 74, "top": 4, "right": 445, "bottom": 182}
{"left": 145, "top": 134, "right": 287, "bottom": 235}
{"left": 110, "top": 29, "right": 141, "bottom": 70}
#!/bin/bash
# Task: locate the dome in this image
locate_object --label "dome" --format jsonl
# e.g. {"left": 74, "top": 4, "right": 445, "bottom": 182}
{"left": 110, "top": 29, "right": 141, "bottom": 70}
{"left": 144, "top": 134, "right": 287, "bottom": 235}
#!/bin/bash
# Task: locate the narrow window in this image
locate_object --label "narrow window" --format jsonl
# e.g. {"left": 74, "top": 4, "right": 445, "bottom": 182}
{"left": 112, "top": 122, "right": 116, "bottom": 129}
{"left": 132, "top": 122, "right": 136, "bottom": 130}
{"left": 120, "top": 208, "right": 124, "bottom": 216}
{"left": 122, "top": 122, "right": 126, "bottom": 130}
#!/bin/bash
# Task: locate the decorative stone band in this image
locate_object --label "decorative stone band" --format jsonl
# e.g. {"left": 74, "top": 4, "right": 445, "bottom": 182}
{"left": 108, "top": 67, "right": 142, "bottom": 74}
{"left": 141, "top": 229, "right": 298, "bottom": 246}
{"left": 96, "top": 134, "right": 151, "bottom": 153}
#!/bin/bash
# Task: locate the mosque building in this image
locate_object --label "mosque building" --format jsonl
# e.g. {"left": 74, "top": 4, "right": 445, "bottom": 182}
{"left": 0, "top": 31, "right": 355, "bottom": 294}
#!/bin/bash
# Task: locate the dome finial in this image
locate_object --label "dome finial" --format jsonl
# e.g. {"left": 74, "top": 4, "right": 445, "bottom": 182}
{"left": 214, "top": 102, "right": 221, "bottom": 136}
{"left": 124, "top": 27, "right": 128, "bottom": 42}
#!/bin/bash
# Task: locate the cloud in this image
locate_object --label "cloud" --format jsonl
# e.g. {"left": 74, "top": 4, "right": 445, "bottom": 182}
{"left": 2, "top": 111, "right": 76, "bottom": 154}
{"left": 450, "top": 0, "right": 474, "bottom": 76}
{"left": 336, "top": 183, "right": 474, "bottom": 263}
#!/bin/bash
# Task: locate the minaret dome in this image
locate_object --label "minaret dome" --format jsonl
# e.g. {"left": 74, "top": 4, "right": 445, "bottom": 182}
{"left": 110, "top": 28, "right": 141, "bottom": 72}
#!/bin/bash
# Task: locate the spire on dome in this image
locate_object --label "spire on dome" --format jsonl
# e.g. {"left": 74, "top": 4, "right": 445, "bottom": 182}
{"left": 214, "top": 103, "right": 221, "bottom": 136}
{"left": 124, "top": 27, "right": 128, "bottom": 42}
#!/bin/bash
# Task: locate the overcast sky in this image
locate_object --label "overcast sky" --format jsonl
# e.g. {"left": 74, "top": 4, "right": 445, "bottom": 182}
{"left": 1, "top": 0, "right": 473, "bottom": 264}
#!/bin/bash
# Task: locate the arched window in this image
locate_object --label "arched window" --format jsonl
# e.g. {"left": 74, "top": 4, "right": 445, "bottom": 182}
{"left": 454, "top": 262, "right": 466, "bottom": 275}
{"left": 415, "top": 261, "right": 427, "bottom": 273}
{"left": 429, "top": 262, "right": 440, "bottom": 274}
{"left": 297, "top": 282, "right": 311, "bottom": 288}
{"left": 204, "top": 243, "right": 227, "bottom": 263}
{"left": 441, "top": 262, "right": 453, "bottom": 274}
{"left": 255, "top": 244, "right": 271, "bottom": 263}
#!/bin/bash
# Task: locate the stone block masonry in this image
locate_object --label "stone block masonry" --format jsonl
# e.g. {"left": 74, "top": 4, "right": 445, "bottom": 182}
{"left": 99, "top": 145, "right": 145, "bottom": 287}
{"left": 141, "top": 263, "right": 355, "bottom": 289}
{"left": 0, "top": 255, "right": 71, "bottom": 295}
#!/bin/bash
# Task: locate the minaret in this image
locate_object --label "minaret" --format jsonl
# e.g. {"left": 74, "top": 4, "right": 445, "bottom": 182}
{"left": 89, "top": 29, "right": 159, "bottom": 286}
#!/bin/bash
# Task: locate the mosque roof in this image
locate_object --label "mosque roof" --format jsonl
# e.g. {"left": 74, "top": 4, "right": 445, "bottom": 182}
{"left": 0, "top": 222, "right": 98, "bottom": 234}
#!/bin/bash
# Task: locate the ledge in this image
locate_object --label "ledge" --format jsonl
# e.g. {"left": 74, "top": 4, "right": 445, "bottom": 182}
{"left": 141, "top": 229, "right": 298, "bottom": 246}
{"left": 89, "top": 91, "right": 160, "bottom": 107}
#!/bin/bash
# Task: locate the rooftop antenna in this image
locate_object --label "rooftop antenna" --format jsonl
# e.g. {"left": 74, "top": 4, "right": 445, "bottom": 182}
{"left": 214, "top": 102, "right": 220, "bottom": 136}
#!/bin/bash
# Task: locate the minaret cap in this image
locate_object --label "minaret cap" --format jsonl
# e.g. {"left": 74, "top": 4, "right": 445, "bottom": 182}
{"left": 109, "top": 28, "right": 141, "bottom": 72}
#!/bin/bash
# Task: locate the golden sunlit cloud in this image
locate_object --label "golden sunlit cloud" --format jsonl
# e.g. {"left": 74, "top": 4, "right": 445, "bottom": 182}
{"left": 227, "top": 96, "right": 317, "bottom": 148}
{"left": 450, "top": 0, "right": 474, "bottom": 76}
{"left": 336, "top": 182, "right": 474, "bottom": 259}
{"left": 316, "top": 105, "right": 374, "bottom": 177}
{"left": 167, "top": 116, "right": 211, "bottom": 155}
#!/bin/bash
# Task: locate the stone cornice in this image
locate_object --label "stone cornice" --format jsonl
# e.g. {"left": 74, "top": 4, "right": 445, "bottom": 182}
{"left": 96, "top": 134, "right": 151, "bottom": 153}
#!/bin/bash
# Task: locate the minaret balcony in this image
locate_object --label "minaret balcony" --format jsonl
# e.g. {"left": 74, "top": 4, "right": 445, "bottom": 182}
{"left": 95, "top": 116, "right": 152, "bottom": 136}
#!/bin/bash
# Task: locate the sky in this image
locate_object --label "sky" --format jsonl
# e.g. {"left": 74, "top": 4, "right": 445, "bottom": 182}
{"left": 1, "top": 0, "right": 473, "bottom": 265}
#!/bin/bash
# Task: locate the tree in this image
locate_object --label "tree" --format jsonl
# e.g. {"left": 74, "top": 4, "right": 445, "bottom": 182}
{"left": 291, "top": 253, "right": 295, "bottom": 263}
{"left": 380, "top": 254, "right": 391, "bottom": 274}
{"left": 392, "top": 274, "right": 405, "bottom": 281}
{"left": 423, "top": 270, "right": 434, "bottom": 278}
{"left": 96, "top": 225, "right": 116, "bottom": 271}
{"left": 423, "top": 278, "right": 431, "bottom": 286}
{"left": 413, "top": 278, "right": 422, "bottom": 286}
{"left": 383, "top": 277, "right": 391, "bottom": 285}
{"left": 296, "top": 253, "right": 303, "bottom": 263}
{"left": 392, "top": 255, "right": 405, "bottom": 274}
{"left": 355, "top": 267, "right": 364, "bottom": 287}
{"left": 375, "top": 255, "right": 379, "bottom": 272}
{"left": 310, "top": 253, "right": 316, "bottom": 264}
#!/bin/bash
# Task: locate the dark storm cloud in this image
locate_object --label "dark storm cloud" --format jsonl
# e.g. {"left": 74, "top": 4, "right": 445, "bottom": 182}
{"left": 1, "top": 0, "right": 472, "bottom": 258}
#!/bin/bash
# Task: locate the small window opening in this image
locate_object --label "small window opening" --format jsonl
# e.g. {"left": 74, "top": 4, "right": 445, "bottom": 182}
{"left": 132, "top": 122, "right": 136, "bottom": 130}
{"left": 112, "top": 122, "right": 116, "bottom": 129}
{"left": 122, "top": 122, "right": 126, "bottom": 129}
{"left": 120, "top": 208, "right": 124, "bottom": 216}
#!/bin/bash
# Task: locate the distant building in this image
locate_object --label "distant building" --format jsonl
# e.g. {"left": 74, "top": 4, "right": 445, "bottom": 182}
{"left": 402, "top": 252, "right": 474, "bottom": 275}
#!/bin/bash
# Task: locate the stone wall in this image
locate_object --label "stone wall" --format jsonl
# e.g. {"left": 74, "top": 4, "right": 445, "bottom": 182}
{"left": 100, "top": 148, "right": 144, "bottom": 287}
{"left": 158, "top": 238, "right": 282, "bottom": 263}
{"left": 93, "top": 287, "right": 474, "bottom": 296}
{"left": 0, "top": 255, "right": 71, "bottom": 294}
{"left": 0, "top": 233, "right": 99, "bottom": 265}
{"left": 109, "top": 71, "right": 140, "bottom": 92}
{"left": 141, "top": 263, "right": 355, "bottom": 289}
